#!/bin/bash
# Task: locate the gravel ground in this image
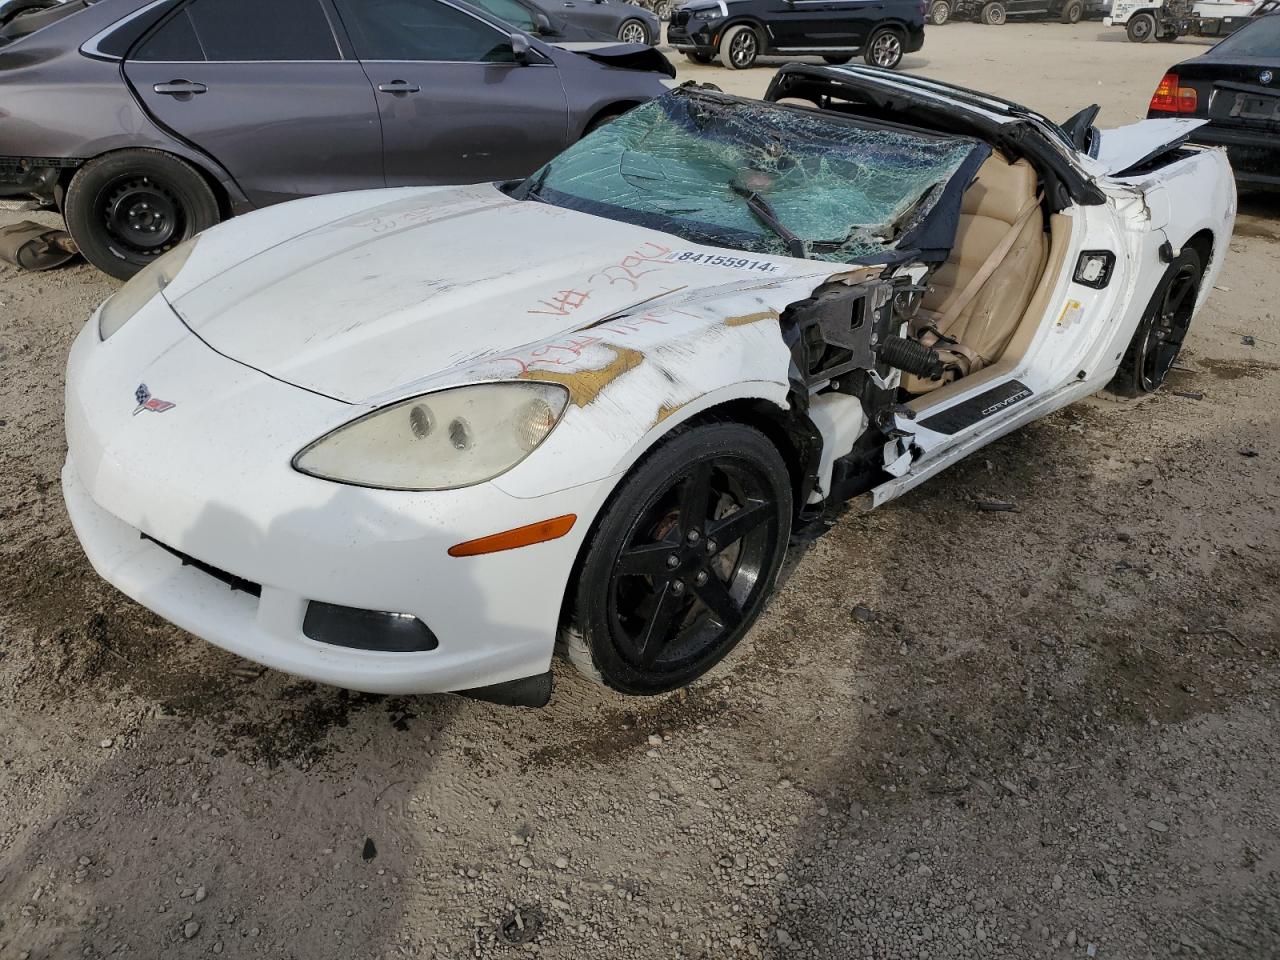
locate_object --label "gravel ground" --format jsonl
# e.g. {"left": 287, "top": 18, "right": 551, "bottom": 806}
{"left": 1, "top": 22, "right": 1278, "bottom": 960}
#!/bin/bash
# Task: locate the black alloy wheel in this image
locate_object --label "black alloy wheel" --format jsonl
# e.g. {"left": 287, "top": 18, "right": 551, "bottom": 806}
{"left": 562, "top": 423, "right": 791, "bottom": 694}
{"left": 1111, "top": 248, "right": 1202, "bottom": 396}
{"left": 982, "top": 2, "right": 1007, "bottom": 23}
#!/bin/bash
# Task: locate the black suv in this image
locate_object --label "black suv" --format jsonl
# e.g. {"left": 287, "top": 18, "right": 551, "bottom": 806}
{"left": 667, "top": 0, "right": 925, "bottom": 69}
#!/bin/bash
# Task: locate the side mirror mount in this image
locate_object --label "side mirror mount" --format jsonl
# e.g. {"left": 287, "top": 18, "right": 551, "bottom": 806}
{"left": 511, "top": 32, "right": 531, "bottom": 64}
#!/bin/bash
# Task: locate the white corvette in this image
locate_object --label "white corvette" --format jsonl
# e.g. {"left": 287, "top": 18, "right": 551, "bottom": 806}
{"left": 62, "top": 67, "right": 1234, "bottom": 706}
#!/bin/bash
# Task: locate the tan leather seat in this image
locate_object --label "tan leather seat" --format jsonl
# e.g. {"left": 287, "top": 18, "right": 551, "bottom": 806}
{"left": 903, "top": 152, "right": 1047, "bottom": 395}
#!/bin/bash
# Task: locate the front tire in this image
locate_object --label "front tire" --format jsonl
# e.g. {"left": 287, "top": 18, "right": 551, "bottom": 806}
{"left": 864, "top": 26, "right": 905, "bottom": 67}
{"left": 1059, "top": 0, "right": 1083, "bottom": 22}
{"left": 930, "top": 0, "right": 952, "bottom": 24}
{"left": 617, "top": 17, "right": 650, "bottom": 43}
{"left": 561, "top": 423, "right": 792, "bottom": 695}
{"left": 1126, "top": 11, "right": 1155, "bottom": 41}
{"left": 1109, "top": 248, "right": 1202, "bottom": 397}
{"left": 981, "top": 2, "right": 1007, "bottom": 23}
{"left": 719, "top": 24, "right": 760, "bottom": 69}
{"left": 64, "top": 149, "right": 219, "bottom": 281}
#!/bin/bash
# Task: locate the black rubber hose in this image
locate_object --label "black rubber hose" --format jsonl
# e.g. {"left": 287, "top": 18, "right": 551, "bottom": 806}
{"left": 876, "top": 334, "right": 944, "bottom": 381}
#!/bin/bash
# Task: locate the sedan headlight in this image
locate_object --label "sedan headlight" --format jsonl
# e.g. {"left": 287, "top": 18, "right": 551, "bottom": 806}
{"left": 98, "top": 238, "right": 198, "bottom": 340}
{"left": 293, "top": 382, "right": 570, "bottom": 491}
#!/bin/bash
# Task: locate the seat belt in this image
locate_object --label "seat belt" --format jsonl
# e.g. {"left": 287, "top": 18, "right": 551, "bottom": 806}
{"left": 911, "top": 194, "right": 1043, "bottom": 377}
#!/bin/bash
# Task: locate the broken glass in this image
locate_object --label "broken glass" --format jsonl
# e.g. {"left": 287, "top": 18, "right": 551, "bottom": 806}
{"left": 520, "top": 89, "right": 987, "bottom": 265}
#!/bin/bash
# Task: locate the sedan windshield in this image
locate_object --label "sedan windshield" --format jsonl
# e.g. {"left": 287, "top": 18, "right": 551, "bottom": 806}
{"left": 517, "top": 89, "right": 988, "bottom": 264}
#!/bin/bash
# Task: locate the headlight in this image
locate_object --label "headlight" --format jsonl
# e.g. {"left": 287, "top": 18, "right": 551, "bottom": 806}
{"left": 293, "top": 382, "right": 570, "bottom": 491}
{"left": 98, "top": 238, "right": 198, "bottom": 340}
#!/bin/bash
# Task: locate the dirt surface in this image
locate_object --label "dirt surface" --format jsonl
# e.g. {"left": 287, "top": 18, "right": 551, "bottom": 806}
{"left": 2, "top": 22, "right": 1278, "bottom": 960}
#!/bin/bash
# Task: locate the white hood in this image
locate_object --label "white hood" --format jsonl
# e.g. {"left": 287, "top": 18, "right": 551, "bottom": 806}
{"left": 166, "top": 184, "right": 811, "bottom": 404}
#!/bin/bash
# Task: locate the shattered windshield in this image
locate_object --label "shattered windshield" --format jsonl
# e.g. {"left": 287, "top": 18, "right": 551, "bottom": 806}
{"left": 517, "top": 90, "right": 988, "bottom": 264}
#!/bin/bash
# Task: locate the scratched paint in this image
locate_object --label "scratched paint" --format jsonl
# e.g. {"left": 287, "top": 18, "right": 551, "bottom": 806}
{"left": 517, "top": 346, "right": 647, "bottom": 408}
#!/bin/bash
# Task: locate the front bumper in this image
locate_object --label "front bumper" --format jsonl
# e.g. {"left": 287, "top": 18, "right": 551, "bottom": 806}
{"left": 666, "top": 19, "right": 719, "bottom": 53}
{"left": 62, "top": 303, "right": 611, "bottom": 695}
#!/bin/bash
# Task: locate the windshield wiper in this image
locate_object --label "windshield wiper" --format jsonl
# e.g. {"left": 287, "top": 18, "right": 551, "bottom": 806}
{"left": 730, "top": 181, "right": 807, "bottom": 260}
{"left": 518, "top": 164, "right": 553, "bottom": 203}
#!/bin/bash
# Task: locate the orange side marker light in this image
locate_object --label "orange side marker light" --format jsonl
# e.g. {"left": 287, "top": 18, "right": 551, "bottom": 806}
{"left": 448, "top": 515, "right": 577, "bottom": 558}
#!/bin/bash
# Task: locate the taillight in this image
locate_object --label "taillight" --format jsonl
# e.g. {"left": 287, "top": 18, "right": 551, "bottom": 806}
{"left": 1149, "top": 73, "right": 1198, "bottom": 113}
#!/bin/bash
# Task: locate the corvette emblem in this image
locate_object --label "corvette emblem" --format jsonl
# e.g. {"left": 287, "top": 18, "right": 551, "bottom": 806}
{"left": 1262, "top": 70, "right": 1274, "bottom": 85}
{"left": 133, "top": 383, "right": 175, "bottom": 415}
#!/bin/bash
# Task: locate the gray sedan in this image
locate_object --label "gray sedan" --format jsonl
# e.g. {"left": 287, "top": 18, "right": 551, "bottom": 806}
{"left": 0, "top": 0, "right": 673, "bottom": 278}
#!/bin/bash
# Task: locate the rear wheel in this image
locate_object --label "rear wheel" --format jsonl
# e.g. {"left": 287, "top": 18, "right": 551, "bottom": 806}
{"left": 930, "top": 0, "right": 952, "bottom": 24}
{"left": 1126, "top": 11, "right": 1155, "bottom": 40}
{"left": 864, "top": 27, "right": 905, "bottom": 66}
{"left": 981, "top": 2, "right": 1007, "bottom": 23}
{"left": 617, "top": 17, "right": 650, "bottom": 43}
{"left": 64, "top": 149, "right": 220, "bottom": 281}
{"left": 1110, "top": 249, "right": 1202, "bottom": 397}
{"left": 1059, "top": 0, "right": 1083, "bottom": 22}
{"left": 561, "top": 423, "right": 792, "bottom": 695}
{"left": 719, "top": 24, "right": 759, "bottom": 69}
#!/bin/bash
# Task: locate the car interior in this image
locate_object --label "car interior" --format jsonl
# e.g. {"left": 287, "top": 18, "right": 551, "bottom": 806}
{"left": 774, "top": 93, "right": 1072, "bottom": 406}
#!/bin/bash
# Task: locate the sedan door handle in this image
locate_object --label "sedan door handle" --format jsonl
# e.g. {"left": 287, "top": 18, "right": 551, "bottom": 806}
{"left": 377, "top": 80, "right": 421, "bottom": 95}
{"left": 153, "top": 80, "right": 207, "bottom": 97}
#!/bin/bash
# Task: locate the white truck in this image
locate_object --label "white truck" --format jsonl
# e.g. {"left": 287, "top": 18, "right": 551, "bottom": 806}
{"left": 1105, "top": 0, "right": 1275, "bottom": 41}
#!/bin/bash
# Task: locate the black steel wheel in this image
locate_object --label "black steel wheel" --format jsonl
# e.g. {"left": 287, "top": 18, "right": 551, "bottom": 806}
{"left": 720, "top": 24, "right": 760, "bottom": 69}
{"left": 1110, "top": 248, "right": 1202, "bottom": 397}
{"left": 930, "top": 0, "right": 952, "bottom": 24}
{"left": 864, "top": 27, "right": 904, "bottom": 66}
{"left": 981, "top": 1, "right": 1007, "bottom": 23}
{"left": 1126, "top": 11, "right": 1155, "bottom": 41}
{"left": 561, "top": 423, "right": 791, "bottom": 695}
{"left": 64, "top": 149, "right": 219, "bottom": 280}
